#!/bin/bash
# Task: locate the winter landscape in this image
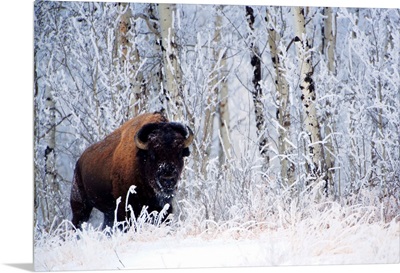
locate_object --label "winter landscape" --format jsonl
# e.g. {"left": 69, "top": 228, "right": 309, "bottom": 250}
{"left": 33, "top": 0, "right": 399, "bottom": 271}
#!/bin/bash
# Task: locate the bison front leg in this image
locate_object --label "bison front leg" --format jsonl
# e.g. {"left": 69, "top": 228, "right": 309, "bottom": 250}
{"left": 102, "top": 199, "right": 131, "bottom": 232}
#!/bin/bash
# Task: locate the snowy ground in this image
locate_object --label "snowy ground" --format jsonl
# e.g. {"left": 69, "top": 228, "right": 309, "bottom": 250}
{"left": 34, "top": 211, "right": 399, "bottom": 271}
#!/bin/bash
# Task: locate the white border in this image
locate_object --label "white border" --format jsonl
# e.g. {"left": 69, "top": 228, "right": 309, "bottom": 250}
{"left": 1, "top": 0, "right": 398, "bottom": 272}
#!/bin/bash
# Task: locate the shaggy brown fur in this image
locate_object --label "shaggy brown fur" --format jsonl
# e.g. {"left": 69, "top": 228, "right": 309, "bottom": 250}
{"left": 70, "top": 112, "right": 193, "bottom": 230}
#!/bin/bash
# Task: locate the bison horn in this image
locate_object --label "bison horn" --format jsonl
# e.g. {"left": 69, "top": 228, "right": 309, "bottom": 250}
{"left": 134, "top": 133, "right": 148, "bottom": 150}
{"left": 183, "top": 126, "right": 194, "bottom": 148}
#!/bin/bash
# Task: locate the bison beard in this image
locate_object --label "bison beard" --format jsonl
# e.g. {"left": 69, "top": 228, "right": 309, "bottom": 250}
{"left": 70, "top": 112, "right": 194, "bottom": 231}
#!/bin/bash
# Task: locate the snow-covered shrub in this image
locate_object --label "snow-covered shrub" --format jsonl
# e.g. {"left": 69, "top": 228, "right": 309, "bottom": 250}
{"left": 34, "top": 183, "right": 399, "bottom": 270}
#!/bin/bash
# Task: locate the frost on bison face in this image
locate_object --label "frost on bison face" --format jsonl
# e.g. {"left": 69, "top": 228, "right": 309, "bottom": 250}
{"left": 70, "top": 112, "right": 194, "bottom": 230}
{"left": 135, "top": 122, "right": 193, "bottom": 205}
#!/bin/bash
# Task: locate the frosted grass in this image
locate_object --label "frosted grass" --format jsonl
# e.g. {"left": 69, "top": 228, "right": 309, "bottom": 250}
{"left": 34, "top": 198, "right": 399, "bottom": 271}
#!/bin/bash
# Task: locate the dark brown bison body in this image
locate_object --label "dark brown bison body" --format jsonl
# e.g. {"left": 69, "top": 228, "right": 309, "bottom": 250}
{"left": 70, "top": 112, "right": 194, "bottom": 230}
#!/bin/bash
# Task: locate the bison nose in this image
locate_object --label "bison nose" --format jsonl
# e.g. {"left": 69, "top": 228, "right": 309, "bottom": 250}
{"left": 160, "top": 174, "right": 177, "bottom": 186}
{"left": 157, "top": 165, "right": 179, "bottom": 190}
{"left": 159, "top": 171, "right": 178, "bottom": 189}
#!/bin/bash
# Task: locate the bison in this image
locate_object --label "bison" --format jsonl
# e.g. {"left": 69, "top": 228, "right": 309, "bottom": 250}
{"left": 70, "top": 112, "right": 194, "bottom": 230}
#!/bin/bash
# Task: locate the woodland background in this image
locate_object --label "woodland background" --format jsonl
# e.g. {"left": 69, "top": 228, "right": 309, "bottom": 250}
{"left": 33, "top": 0, "right": 399, "bottom": 233}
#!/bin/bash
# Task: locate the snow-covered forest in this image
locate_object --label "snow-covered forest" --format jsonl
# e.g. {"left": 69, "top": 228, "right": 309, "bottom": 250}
{"left": 33, "top": 0, "right": 399, "bottom": 270}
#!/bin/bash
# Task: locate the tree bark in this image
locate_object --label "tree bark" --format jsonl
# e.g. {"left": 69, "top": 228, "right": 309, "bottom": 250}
{"left": 323, "top": 7, "right": 336, "bottom": 74}
{"left": 215, "top": 6, "right": 231, "bottom": 164}
{"left": 266, "top": 7, "right": 295, "bottom": 185}
{"left": 322, "top": 7, "right": 336, "bottom": 195}
{"left": 43, "top": 83, "right": 59, "bottom": 226}
{"left": 219, "top": 72, "right": 230, "bottom": 164}
{"left": 246, "top": 6, "right": 269, "bottom": 167}
{"left": 158, "top": 3, "right": 183, "bottom": 120}
{"left": 292, "top": 7, "right": 328, "bottom": 192}
{"left": 116, "top": 3, "right": 145, "bottom": 117}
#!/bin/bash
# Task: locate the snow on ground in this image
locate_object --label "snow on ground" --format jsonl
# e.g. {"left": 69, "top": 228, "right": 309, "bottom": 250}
{"left": 34, "top": 214, "right": 399, "bottom": 271}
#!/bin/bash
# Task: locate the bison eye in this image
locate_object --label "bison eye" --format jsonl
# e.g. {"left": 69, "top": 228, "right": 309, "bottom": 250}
{"left": 182, "top": 147, "right": 190, "bottom": 157}
{"left": 149, "top": 152, "right": 156, "bottom": 161}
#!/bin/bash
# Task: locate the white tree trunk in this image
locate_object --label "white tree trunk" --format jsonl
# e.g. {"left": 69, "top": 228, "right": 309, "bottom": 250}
{"left": 215, "top": 6, "right": 231, "bottom": 163}
{"left": 323, "top": 7, "right": 336, "bottom": 74}
{"left": 146, "top": 3, "right": 163, "bottom": 107}
{"left": 246, "top": 6, "right": 269, "bottom": 167}
{"left": 43, "top": 84, "right": 58, "bottom": 226}
{"left": 292, "top": 7, "right": 327, "bottom": 190}
{"left": 266, "top": 8, "right": 294, "bottom": 185}
{"left": 116, "top": 3, "right": 144, "bottom": 116}
{"left": 219, "top": 72, "right": 230, "bottom": 163}
{"left": 322, "top": 7, "right": 336, "bottom": 194}
{"left": 158, "top": 3, "right": 183, "bottom": 119}
{"left": 117, "top": 3, "right": 132, "bottom": 63}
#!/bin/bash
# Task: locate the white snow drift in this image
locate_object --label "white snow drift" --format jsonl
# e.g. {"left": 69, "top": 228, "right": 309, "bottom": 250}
{"left": 34, "top": 200, "right": 399, "bottom": 271}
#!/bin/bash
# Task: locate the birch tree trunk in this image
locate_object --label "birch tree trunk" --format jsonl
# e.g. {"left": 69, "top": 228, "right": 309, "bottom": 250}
{"left": 323, "top": 7, "right": 336, "bottom": 74}
{"left": 116, "top": 3, "right": 145, "bottom": 117}
{"left": 117, "top": 3, "right": 132, "bottom": 64}
{"left": 146, "top": 3, "right": 163, "bottom": 106}
{"left": 246, "top": 6, "right": 269, "bottom": 168}
{"left": 266, "top": 7, "right": 295, "bottom": 185}
{"left": 292, "top": 7, "right": 328, "bottom": 193}
{"left": 199, "top": 51, "right": 217, "bottom": 178}
{"left": 219, "top": 66, "right": 230, "bottom": 164}
{"left": 322, "top": 7, "right": 336, "bottom": 195}
{"left": 43, "top": 83, "right": 59, "bottom": 226}
{"left": 215, "top": 6, "right": 231, "bottom": 164}
{"left": 158, "top": 3, "right": 183, "bottom": 120}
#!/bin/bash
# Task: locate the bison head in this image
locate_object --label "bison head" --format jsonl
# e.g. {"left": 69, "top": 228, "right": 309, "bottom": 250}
{"left": 135, "top": 122, "right": 194, "bottom": 202}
